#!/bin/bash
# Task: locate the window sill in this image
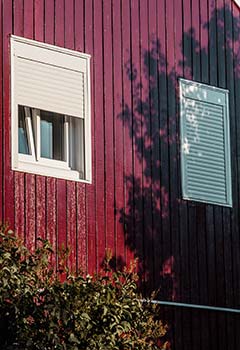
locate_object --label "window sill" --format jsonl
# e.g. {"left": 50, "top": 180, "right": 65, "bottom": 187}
{"left": 13, "top": 160, "right": 91, "bottom": 183}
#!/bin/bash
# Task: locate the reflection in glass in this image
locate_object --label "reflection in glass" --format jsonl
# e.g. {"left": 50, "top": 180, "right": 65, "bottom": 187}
{"left": 18, "top": 105, "right": 30, "bottom": 154}
{"left": 40, "top": 111, "right": 64, "bottom": 160}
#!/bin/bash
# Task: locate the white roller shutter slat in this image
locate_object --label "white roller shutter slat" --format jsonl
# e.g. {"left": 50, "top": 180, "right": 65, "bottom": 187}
{"left": 180, "top": 79, "right": 232, "bottom": 207}
{"left": 13, "top": 37, "right": 88, "bottom": 119}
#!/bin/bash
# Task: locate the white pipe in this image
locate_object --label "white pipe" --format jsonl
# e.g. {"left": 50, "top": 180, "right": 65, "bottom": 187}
{"left": 141, "top": 299, "right": 240, "bottom": 314}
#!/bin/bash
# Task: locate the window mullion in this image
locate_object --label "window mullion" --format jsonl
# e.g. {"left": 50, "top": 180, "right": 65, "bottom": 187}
{"left": 32, "top": 109, "right": 41, "bottom": 161}
{"left": 24, "top": 106, "right": 36, "bottom": 160}
{"left": 64, "top": 116, "right": 69, "bottom": 165}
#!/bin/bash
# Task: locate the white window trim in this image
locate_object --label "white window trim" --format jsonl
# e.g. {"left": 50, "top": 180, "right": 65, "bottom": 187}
{"left": 11, "top": 35, "right": 92, "bottom": 183}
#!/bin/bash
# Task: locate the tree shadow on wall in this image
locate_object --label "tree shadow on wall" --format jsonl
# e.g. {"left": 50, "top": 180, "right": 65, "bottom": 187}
{"left": 117, "top": 4, "right": 240, "bottom": 303}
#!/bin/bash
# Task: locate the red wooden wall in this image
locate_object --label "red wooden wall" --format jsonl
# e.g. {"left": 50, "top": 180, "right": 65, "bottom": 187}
{"left": 0, "top": 0, "right": 240, "bottom": 349}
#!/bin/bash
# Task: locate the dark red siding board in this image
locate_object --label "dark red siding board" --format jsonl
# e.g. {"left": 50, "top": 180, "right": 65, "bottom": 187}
{"left": 200, "top": 0, "right": 210, "bottom": 83}
{"left": 25, "top": 174, "right": 36, "bottom": 249}
{"left": 113, "top": 0, "right": 125, "bottom": 267}
{"left": 148, "top": 0, "right": 159, "bottom": 288}
{"left": 192, "top": 0, "right": 201, "bottom": 81}
{"left": 36, "top": 176, "right": 46, "bottom": 241}
{"left": 44, "top": 0, "right": 54, "bottom": 44}
{"left": 14, "top": 0, "right": 24, "bottom": 37}
{"left": 67, "top": 182, "right": 77, "bottom": 272}
{"left": 53, "top": 0, "right": 67, "bottom": 266}
{"left": 85, "top": 0, "right": 96, "bottom": 275}
{"left": 55, "top": 0, "right": 64, "bottom": 47}
{"left": 74, "top": 0, "right": 87, "bottom": 274}
{"left": 157, "top": 0, "right": 170, "bottom": 276}
{"left": 65, "top": 0, "right": 77, "bottom": 273}
{"left": 65, "top": 0, "right": 74, "bottom": 49}
{"left": 103, "top": 0, "right": 115, "bottom": 257}
{"left": 130, "top": 0, "right": 144, "bottom": 277}
{"left": 77, "top": 183, "right": 87, "bottom": 272}
{"left": 173, "top": 0, "right": 184, "bottom": 347}
{"left": 24, "top": 0, "right": 36, "bottom": 251}
{"left": 46, "top": 178, "right": 57, "bottom": 266}
{"left": 13, "top": 0, "right": 24, "bottom": 238}
{"left": 23, "top": 0, "right": 34, "bottom": 39}
{"left": 34, "top": 0, "right": 44, "bottom": 41}
{"left": 74, "top": 0, "right": 84, "bottom": 52}
{"left": 3, "top": 1, "right": 14, "bottom": 225}
{"left": 57, "top": 179, "right": 67, "bottom": 257}
{"left": 34, "top": 1, "right": 45, "bottom": 242}
{"left": 94, "top": 0, "right": 105, "bottom": 270}
{"left": 14, "top": 172, "right": 25, "bottom": 241}
{"left": 139, "top": 0, "right": 153, "bottom": 290}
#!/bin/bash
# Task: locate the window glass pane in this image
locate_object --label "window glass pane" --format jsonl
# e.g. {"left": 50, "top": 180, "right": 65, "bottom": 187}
{"left": 18, "top": 105, "right": 30, "bottom": 155}
{"left": 69, "top": 117, "right": 85, "bottom": 178}
{"left": 40, "top": 111, "right": 64, "bottom": 161}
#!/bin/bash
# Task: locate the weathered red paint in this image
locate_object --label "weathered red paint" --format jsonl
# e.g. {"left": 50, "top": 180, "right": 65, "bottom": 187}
{"left": 1, "top": 1, "right": 240, "bottom": 348}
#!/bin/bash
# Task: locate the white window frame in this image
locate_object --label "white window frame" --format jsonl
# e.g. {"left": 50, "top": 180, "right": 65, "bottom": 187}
{"left": 11, "top": 35, "right": 92, "bottom": 183}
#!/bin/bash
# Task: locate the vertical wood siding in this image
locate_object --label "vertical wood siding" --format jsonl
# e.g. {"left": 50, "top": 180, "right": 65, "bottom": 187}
{"left": 1, "top": 0, "right": 240, "bottom": 348}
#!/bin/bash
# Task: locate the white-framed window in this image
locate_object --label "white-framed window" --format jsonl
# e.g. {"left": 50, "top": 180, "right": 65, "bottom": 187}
{"left": 179, "top": 78, "right": 232, "bottom": 207}
{"left": 11, "top": 35, "right": 91, "bottom": 182}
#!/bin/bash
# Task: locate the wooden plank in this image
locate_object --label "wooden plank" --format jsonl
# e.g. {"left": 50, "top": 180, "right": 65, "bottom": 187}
{"left": 173, "top": 0, "right": 184, "bottom": 347}
{"left": 46, "top": 178, "right": 57, "bottom": 266}
{"left": 23, "top": 0, "right": 36, "bottom": 250}
{"left": 75, "top": 0, "right": 87, "bottom": 273}
{"left": 23, "top": 0, "right": 33, "bottom": 39}
{"left": 192, "top": 0, "right": 201, "bottom": 80}
{"left": 14, "top": 0, "right": 24, "bottom": 36}
{"left": 65, "top": 0, "right": 74, "bottom": 49}
{"left": 139, "top": 0, "right": 153, "bottom": 292}
{"left": 54, "top": 0, "right": 67, "bottom": 260}
{"left": 57, "top": 179, "right": 67, "bottom": 271}
{"left": 113, "top": 0, "right": 125, "bottom": 269}
{"left": 66, "top": 182, "right": 77, "bottom": 273}
{"left": 55, "top": 0, "right": 64, "bottom": 46}
{"left": 34, "top": 0, "right": 44, "bottom": 41}
{"left": 122, "top": 0, "right": 135, "bottom": 269}
{"left": 166, "top": 0, "right": 180, "bottom": 305}
{"left": 199, "top": 1, "right": 214, "bottom": 347}
{"left": 13, "top": 0, "right": 24, "bottom": 238}
{"left": 103, "top": 0, "right": 115, "bottom": 257}
{"left": 25, "top": 173, "right": 36, "bottom": 250}
{"left": 45, "top": 0, "right": 54, "bottom": 44}
{"left": 94, "top": 0, "right": 105, "bottom": 270}
{"left": 36, "top": 176, "right": 46, "bottom": 241}
{"left": 65, "top": 0, "right": 77, "bottom": 273}
{"left": 85, "top": 0, "right": 97, "bottom": 275}
{"left": 77, "top": 183, "right": 87, "bottom": 272}
{"left": 130, "top": 0, "right": 143, "bottom": 278}
{"left": 74, "top": 0, "right": 84, "bottom": 53}
{"left": 3, "top": 0, "right": 14, "bottom": 226}
{"left": 148, "top": 0, "right": 160, "bottom": 290}
{"left": 34, "top": 0, "right": 45, "bottom": 244}
{"left": 208, "top": 0, "right": 218, "bottom": 86}
{"left": 14, "top": 172, "right": 25, "bottom": 241}
{"left": 157, "top": 0, "right": 171, "bottom": 300}
{"left": 200, "top": 0, "right": 210, "bottom": 83}
{"left": 223, "top": 3, "right": 236, "bottom": 349}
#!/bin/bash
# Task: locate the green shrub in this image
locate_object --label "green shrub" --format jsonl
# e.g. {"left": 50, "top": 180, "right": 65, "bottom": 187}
{"left": 0, "top": 226, "right": 168, "bottom": 349}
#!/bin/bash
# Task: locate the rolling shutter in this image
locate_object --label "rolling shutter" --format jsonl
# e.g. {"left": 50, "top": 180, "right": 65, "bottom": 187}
{"left": 12, "top": 37, "right": 88, "bottom": 119}
{"left": 180, "top": 79, "right": 232, "bottom": 207}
